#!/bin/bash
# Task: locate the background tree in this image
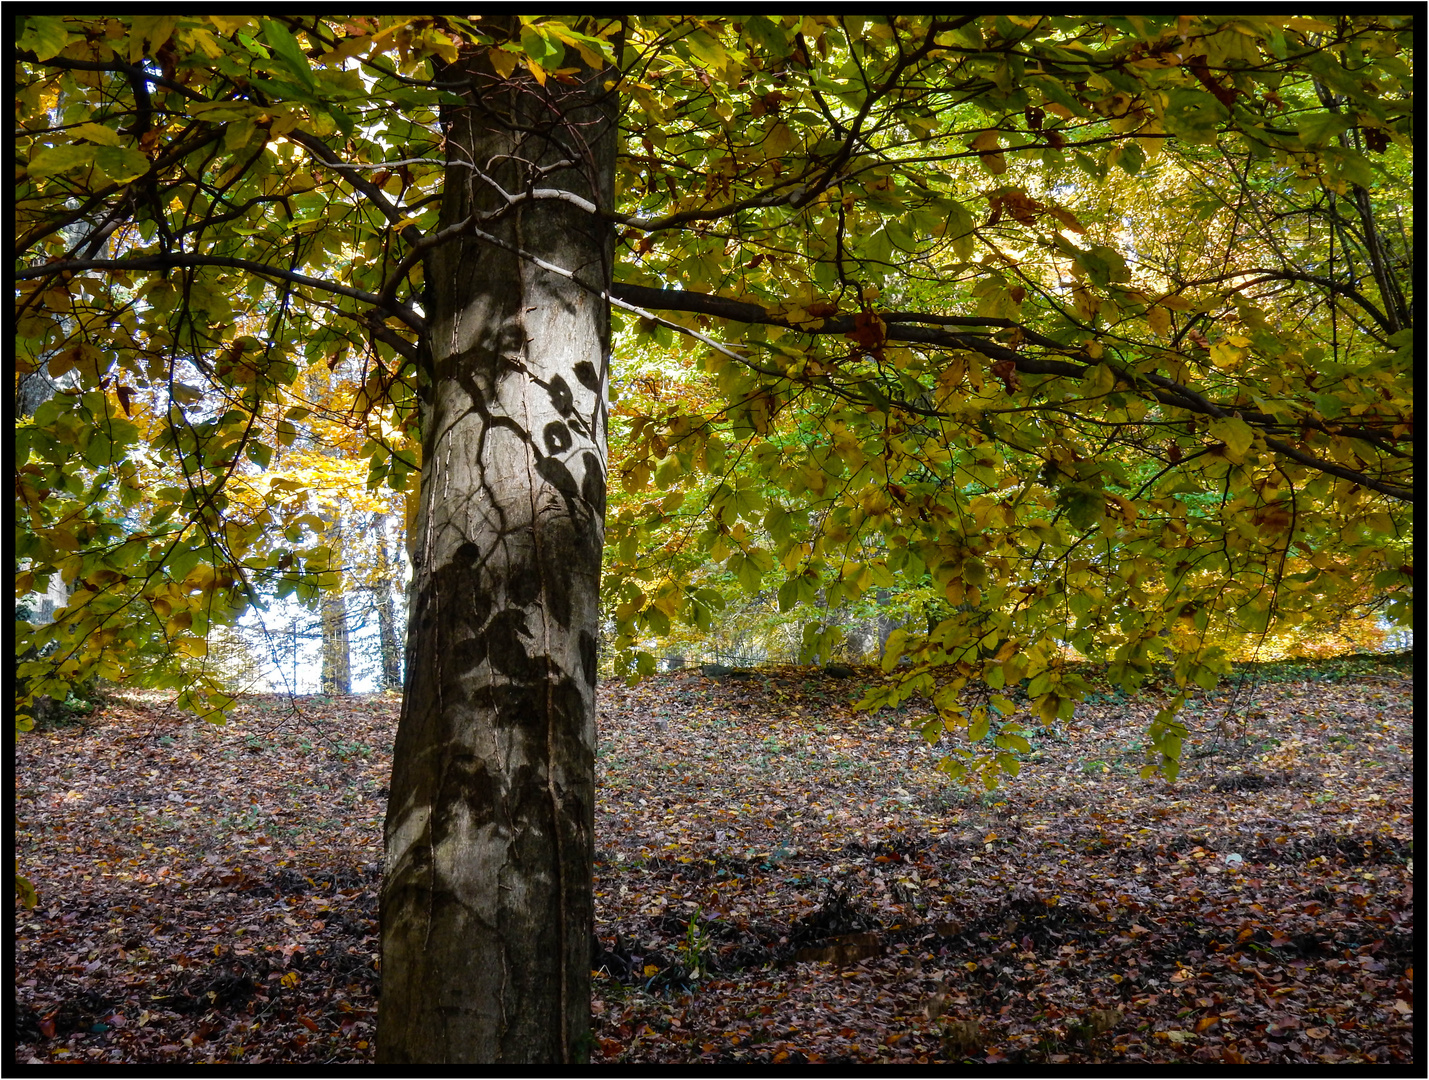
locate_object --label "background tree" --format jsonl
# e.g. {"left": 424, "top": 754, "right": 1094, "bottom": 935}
{"left": 14, "top": 14, "right": 1412, "bottom": 1063}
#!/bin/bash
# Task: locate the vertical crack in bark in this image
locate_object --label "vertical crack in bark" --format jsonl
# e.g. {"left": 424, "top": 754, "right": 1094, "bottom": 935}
{"left": 515, "top": 202, "right": 572, "bottom": 1063}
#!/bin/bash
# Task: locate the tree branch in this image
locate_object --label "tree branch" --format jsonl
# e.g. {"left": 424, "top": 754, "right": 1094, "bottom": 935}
{"left": 284, "top": 131, "right": 426, "bottom": 249}
{"left": 15, "top": 49, "right": 207, "bottom": 101}
{"left": 611, "top": 283, "right": 1414, "bottom": 502}
{"left": 15, "top": 254, "right": 426, "bottom": 332}
{"left": 15, "top": 129, "right": 225, "bottom": 258}
{"left": 1186, "top": 267, "right": 1395, "bottom": 334}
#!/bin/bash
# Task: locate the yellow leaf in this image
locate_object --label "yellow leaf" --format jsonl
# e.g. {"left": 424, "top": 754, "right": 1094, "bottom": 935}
{"left": 489, "top": 47, "right": 517, "bottom": 80}
{"left": 968, "top": 129, "right": 1007, "bottom": 175}
{"left": 969, "top": 129, "right": 1001, "bottom": 153}
{"left": 71, "top": 122, "right": 124, "bottom": 147}
{"left": 420, "top": 29, "right": 460, "bottom": 64}
{"left": 1107, "top": 493, "right": 1138, "bottom": 526}
{"left": 1146, "top": 305, "right": 1171, "bottom": 338}
{"left": 1037, "top": 694, "right": 1060, "bottom": 725}
{"left": 1088, "top": 362, "right": 1116, "bottom": 396}
{"left": 208, "top": 16, "right": 253, "bottom": 34}
{"left": 178, "top": 636, "right": 208, "bottom": 658}
{"left": 1209, "top": 341, "right": 1244, "bottom": 370}
{"left": 182, "top": 27, "right": 227, "bottom": 59}
{"left": 526, "top": 58, "right": 548, "bottom": 85}
{"left": 317, "top": 35, "right": 371, "bottom": 65}
{"left": 1285, "top": 16, "right": 1337, "bottom": 33}
{"left": 1209, "top": 416, "right": 1254, "bottom": 460}
{"left": 184, "top": 565, "right": 217, "bottom": 591}
{"left": 130, "top": 16, "right": 178, "bottom": 63}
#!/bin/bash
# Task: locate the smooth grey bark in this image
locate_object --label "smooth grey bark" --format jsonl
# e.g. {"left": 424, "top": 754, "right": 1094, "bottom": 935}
{"left": 378, "top": 31, "right": 616, "bottom": 1065}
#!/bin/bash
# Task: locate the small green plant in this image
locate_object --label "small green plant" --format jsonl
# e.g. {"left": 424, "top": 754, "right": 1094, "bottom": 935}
{"left": 680, "top": 911, "right": 710, "bottom": 980}
{"left": 332, "top": 739, "right": 372, "bottom": 761}
{"left": 1082, "top": 759, "right": 1110, "bottom": 775}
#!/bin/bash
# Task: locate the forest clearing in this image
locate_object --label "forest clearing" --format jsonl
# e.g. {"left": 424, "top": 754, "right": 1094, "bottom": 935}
{"left": 14, "top": 654, "right": 1413, "bottom": 1065}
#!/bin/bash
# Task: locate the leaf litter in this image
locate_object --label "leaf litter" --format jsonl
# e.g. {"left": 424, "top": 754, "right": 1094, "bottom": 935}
{"left": 13, "top": 654, "right": 1413, "bottom": 1064}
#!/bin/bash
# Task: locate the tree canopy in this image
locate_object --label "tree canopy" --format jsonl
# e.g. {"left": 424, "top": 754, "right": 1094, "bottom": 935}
{"left": 15, "top": 14, "right": 1414, "bottom": 790}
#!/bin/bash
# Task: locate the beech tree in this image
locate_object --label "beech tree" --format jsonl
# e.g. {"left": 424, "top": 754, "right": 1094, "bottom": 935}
{"left": 15, "top": 15, "right": 1413, "bottom": 1063}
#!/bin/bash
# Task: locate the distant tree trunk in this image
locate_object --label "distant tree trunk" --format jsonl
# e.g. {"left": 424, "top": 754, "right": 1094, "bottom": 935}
{"left": 375, "top": 587, "right": 401, "bottom": 690}
{"left": 378, "top": 26, "right": 615, "bottom": 1066}
{"left": 321, "top": 592, "right": 351, "bottom": 695}
{"left": 373, "top": 513, "right": 404, "bottom": 691}
{"left": 874, "top": 589, "right": 899, "bottom": 660}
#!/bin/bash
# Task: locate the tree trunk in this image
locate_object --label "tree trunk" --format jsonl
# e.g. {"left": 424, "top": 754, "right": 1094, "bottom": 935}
{"left": 378, "top": 29, "right": 616, "bottom": 1065}
{"left": 321, "top": 592, "right": 351, "bottom": 695}
{"left": 375, "top": 586, "right": 401, "bottom": 691}
{"left": 373, "top": 513, "right": 404, "bottom": 691}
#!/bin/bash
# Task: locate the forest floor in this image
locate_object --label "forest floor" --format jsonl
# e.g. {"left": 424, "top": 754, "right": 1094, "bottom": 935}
{"left": 13, "top": 653, "right": 1414, "bottom": 1065}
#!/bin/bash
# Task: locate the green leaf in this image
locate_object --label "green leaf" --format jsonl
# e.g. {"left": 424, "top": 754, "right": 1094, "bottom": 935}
{"left": 1114, "top": 138, "right": 1144, "bottom": 175}
{"left": 1295, "top": 110, "right": 1353, "bottom": 149}
{"left": 968, "top": 710, "right": 990, "bottom": 742}
{"left": 262, "top": 20, "right": 319, "bottom": 93}
{"left": 1161, "top": 88, "right": 1224, "bottom": 143}
{"left": 15, "top": 870, "right": 38, "bottom": 909}
{"left": 742, "top": 15, "right": 794, "bottom": 58}
{"left": 17, "top": 16, "right": 73, "bottom": 60}
{"left": 736, "top": 556, "right": 763, "bottom": 593}
{"left": 777, "top": 578, "right": 799, "bottom": 613}
{"left": 325, "top": 104, "right": 356, "bottom": 138}
{"left": 93, "top": 146, "right": 151, "bottom": 184}
{"left": 520, "top": 24, "right": 565, "bottom": 69}
{"left": 28, "top": 144, "right": 98, "bottom": 178}
{"left": 997, "top": 732, "right": 1032, "bottom": 754}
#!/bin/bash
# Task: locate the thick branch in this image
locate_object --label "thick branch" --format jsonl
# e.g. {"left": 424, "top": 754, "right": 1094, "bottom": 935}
{"left": 15, "top": 49, "right": 206, "bottom": 101}
{"left": 16, "top": 254, "right": 426, "bottom": 332}
{"left": 611, "top": 283, "right": 1413, "bottom": 502}
{"left": 285, "top": 130, "right": 425, "bottom": 249}
{"left": 1187, "top": 267, "right": 1395, "bottom": 334}
{"left": 14, "top": 129, "right": 225, "bottom": 258}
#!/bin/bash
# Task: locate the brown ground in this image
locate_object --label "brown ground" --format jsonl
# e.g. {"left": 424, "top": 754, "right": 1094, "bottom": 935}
{"left": 13, "top": 654, "right": 1414, "bottom": 1064}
